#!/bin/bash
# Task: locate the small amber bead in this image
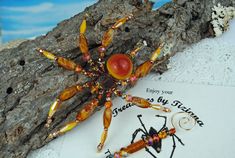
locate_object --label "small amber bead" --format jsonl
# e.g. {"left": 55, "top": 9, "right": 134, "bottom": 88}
{"left": 158, "top": 131, "right": 167, "bottom": 139}
{"left": 135, "top": 60, "right": 153, "bottom": 78}
{"left": 76, "top": 85, "right": 83, "bottom": 91}
{"left": 102, "top": 28, "right": 114, "bottom": 47}
{"left": 91, "top": 85, "right": 99, "bottom": 93}
{"left": 105, "top": 101, "right": 112, "bottom": 108}
{"left": 169, "top": 128, "right": 176, "bottom": 135}
{"left": 57, "top": 57, "right": 77, "bottom": 70}
{"left": 75, "top": 65, "right": 83, "bottom": 73}
{"left": 125, "top": 95, "right": 133, "bottom": 102}
{"left": 79, "top": 34, "right": 89, "bottom": 54}
{"left": 59, "top": 86, "right": 78, "bottom": 101}
{"left": 98, "top": 94, "right": 103, "bottom": 100}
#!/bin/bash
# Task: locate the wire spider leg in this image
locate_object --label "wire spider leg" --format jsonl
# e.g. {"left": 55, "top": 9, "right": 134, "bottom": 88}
{"left": 145, "top": 147, "right": 157, "bottom": 158}
{"left": 131, "top": 128, "right": 148, "bottom": 144}
{"left": 170, "top": 135, "right": 176, "bottom": 158}
{"left": 105, "top": 149, "right": 114, "bottom": 158}
{"left": 155, "top": 115, "right": 167, "bottom": 132}
{"left": 137, "top": 115, "right": 149, "bottom": 134}
{"left": 140, "top": 135, "right": 157, "bottom": 158}
{"left": 48, "top": 97, "right": 99, "bottom": 139}
{"left": 173, "top": 134, "right": 184, "bottom": 146}
{"left": 169, "top": 134, "right": 184, "bottom": 158}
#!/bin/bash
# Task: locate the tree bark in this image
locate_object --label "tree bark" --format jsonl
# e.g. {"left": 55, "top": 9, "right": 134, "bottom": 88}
{"left": 0, "top": 0, "right": 234, "bottom": 157}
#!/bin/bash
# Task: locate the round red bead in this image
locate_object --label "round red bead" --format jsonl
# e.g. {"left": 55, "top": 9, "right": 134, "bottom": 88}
{"left": 106, "top": 54, "right": 133, "bottom": 80}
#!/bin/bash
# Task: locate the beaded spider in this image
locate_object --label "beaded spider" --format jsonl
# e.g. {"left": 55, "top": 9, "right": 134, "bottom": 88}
{"left": 37, "top": 14, "right": 171, "bottom": 151}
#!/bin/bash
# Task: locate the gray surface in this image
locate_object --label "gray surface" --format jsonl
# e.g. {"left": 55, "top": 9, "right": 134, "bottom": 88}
{"left": 0, "top": 0, "right": 234, "bottom": 158}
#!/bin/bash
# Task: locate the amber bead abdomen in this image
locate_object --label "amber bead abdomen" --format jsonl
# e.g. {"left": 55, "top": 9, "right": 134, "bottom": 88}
{"left": 106, "top": 54, "right": 133, "bottom": 80}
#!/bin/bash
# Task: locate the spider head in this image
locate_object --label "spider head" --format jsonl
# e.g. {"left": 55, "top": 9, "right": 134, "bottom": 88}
{"left": 106, "top": 54, "right": 133, "bottom": 80}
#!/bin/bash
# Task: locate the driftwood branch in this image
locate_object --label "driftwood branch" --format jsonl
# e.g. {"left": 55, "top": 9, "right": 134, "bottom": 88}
{"left": 0, "top": 0, "right": 234, "bottom": 157}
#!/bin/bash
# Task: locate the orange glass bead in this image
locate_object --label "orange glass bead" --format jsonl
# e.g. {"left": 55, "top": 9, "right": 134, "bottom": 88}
{"left": 76, "top": 85, "right": 83, "bottom": 91}
{"left": 102, "top": 28, "right": 114, "bottom": 47}
{"left": 79, "top": 34, "right": 89, "bottom": 54}
{"left": 106, "top": 54, "right": 133, "bottom": 80}
{"left": 91, "top": 85, "right": 99, "bottom": 94}
{"left": 57, "top": 57, "right": 76, "bottom": 70}
{"left": 75, "top": 64, "right": 83, "bottom": 73}
{"left": 135, "top": 60, "right": 153, "bottom": 78}
{"left": 130, "top": 74, "right": 138, "bottom": 84}
{"left": 59, "top": 86, "right": 78, "bottom": 101}
{"left": 103, "top": 108, "right": 112, "bottom": 128}
{"left": 112, "top": 17, "right": 128, "bottom": 29}
{"left": 131, "top": 96, "right": 151, "bottom": 108}
{"left": 169, "top": 128, "right": 176, "bottom": 135}
{"left": 76, "top": 99, "right": 99, "bottom": 121}
{"left": 158, "top": 131, "right": 167, "bottom": 139}
{"left": 111, "top": 14, "right": 133, "bottom": 29}
{"left": 105, "top": 101, "right": 112, "bottom": 108}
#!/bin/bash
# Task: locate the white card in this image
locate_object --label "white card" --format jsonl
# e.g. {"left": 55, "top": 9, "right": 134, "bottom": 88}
{"left": 33, "top": 77, "right": 235, "bottom": 158}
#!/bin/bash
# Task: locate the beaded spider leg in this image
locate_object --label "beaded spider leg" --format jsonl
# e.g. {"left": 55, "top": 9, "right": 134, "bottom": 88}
{"left": 47, "top": 82, "right": 105, "bottom": 138}
{"left": 36, "top": 48, "right": 97, "bottom": 78}
{"left": 48, "top": 96, "right": 100, "bottom": 138}
{"left": 45, "top": 81, "right": 100, "bottom": 128}
{"left": 36, "top": 48, "right": 98, "bottom": 127}
{"left": 97, "top": 14, "right": 134, "bottom": 59}
{"left": 97, "top": 88, "right": 114, "bottom": 151}
{"left": 112, "top": 44, "right": 171, "bottom": 113}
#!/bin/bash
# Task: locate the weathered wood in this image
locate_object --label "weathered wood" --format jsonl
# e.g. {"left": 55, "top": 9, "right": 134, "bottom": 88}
{"left": 0, "top": 0, "right": 234, "bottom": 157}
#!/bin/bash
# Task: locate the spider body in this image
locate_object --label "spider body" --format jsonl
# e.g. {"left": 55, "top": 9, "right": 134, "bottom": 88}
{"left": 37, "top": 14, "right": 171, "bottom": 152}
